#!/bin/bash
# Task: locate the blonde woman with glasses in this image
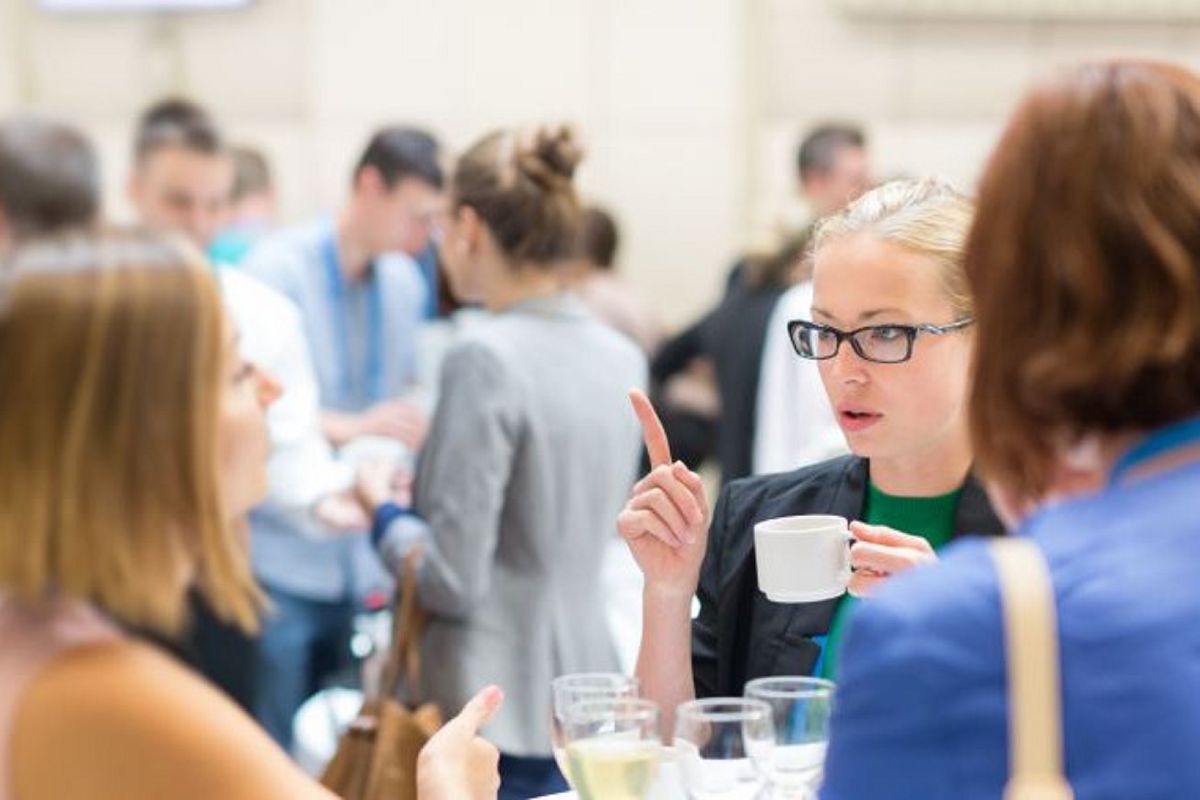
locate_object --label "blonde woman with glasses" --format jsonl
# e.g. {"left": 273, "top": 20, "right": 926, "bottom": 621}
{"left": 618, "top": 178, "right": 1005, "bottom": 730}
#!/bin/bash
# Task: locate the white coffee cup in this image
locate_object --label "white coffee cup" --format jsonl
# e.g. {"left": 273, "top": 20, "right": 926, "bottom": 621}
{"left": 753, "top": 515, "right": 853, "bottom": 603}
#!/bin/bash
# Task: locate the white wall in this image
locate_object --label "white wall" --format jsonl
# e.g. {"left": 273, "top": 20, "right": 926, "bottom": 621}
{"left": 748, "top": 0, "right": 1200, "bottom": 242}
{"left": 4, "top": 0, "right": 1200, "bottom": 324}
{"left": 0, "top": 0, "right": 745, "bottom": 326}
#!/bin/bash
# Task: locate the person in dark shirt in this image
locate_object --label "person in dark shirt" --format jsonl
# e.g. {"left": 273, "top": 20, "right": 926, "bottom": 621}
{"left": 652, "top": 123, "right": 872, "bottom": 484}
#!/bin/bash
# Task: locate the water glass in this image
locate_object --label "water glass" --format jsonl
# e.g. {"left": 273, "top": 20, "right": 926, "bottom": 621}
{"left": 673, "top": 698, "right": 774, "bottom": 800}
{"left": 744, "top": 677, "right": 835, "bottom": 799}
{"left": 563, "top": 697, "right": 663, "bottom": 800}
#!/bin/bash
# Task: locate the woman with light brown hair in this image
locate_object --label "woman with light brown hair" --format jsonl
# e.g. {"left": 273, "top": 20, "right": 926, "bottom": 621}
{"left": 0, "top": 232, "right": 499, "bottom": 800}
{"left": 819, "top": 60, "right": 1200, "bottom": 799}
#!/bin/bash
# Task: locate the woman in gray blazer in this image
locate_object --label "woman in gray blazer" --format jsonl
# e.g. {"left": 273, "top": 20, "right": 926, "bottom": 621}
{"left": 361, "top": 125, "right": 646, "bottom": 800}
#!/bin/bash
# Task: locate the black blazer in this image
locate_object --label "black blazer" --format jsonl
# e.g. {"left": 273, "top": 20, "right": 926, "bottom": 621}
{"left": 691, "top": 455, "right": 1005, "bottom": 698}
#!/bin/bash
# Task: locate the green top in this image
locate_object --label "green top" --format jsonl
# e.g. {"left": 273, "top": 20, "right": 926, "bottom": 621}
{"left": 817, "top": 481, "right": 964, "bottom": 681}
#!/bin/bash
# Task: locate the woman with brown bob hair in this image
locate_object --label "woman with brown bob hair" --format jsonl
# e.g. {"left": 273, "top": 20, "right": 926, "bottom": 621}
{"left": 0, "top": 231, "right": 500, "bottom": 800}
{"left": 819, "top": 60, "right": 1200, "bottom": 799}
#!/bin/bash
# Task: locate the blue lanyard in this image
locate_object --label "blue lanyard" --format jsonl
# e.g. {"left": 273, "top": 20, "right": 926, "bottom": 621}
{"left": 1109, "top": 415, "right": 1200, "bottom": 486}
{"left": 321, "top": 231, "right": 386, "bottom": 405}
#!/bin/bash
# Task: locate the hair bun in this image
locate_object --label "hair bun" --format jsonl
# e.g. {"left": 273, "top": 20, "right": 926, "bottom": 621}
{"left": 515, "top": 125, "right": 584, "bottom": 190}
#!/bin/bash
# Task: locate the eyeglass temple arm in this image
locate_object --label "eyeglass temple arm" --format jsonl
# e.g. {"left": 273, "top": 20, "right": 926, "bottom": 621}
{"left": 920, "top": 318, "right": 974, "bottom": 335}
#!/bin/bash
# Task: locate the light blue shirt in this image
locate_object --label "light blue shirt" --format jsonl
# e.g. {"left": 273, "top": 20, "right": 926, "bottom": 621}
{"left": 240, "top": 218, "right": 426, "bottom": 601}
{"left": 822, "top": 453, "right": 1200, "bottom": 799}
{"left": 243, "top": 217, "right": 427, "bottom": 413}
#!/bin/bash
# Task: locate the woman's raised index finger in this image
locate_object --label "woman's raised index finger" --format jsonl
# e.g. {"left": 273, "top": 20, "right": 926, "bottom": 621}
{"left": 629, "top": 389, "right": 672, "bottom": 468}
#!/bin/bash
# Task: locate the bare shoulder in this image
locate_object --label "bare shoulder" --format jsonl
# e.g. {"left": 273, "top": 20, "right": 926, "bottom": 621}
{"left": 12, "top": 638, "right": 333, "bottom": 800}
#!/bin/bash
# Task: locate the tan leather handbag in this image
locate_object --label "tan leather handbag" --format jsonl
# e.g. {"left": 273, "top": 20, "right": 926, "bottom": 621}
{"left": 989, "top": 538, "right": 1075, "bottom": 800}
{"left": 320, "top": 551, "right": 443, "bottom": 800}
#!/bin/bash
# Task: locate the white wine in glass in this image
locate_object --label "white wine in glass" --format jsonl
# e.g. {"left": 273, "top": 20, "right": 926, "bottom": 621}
{"left": 566, "top": 737, "right": 662, "bottom": 800}
{"left": 563, "top": 697, "right": 662, "bottom": 800}
{"left": 550, "top": 673, "right": 640, "bottom": 787}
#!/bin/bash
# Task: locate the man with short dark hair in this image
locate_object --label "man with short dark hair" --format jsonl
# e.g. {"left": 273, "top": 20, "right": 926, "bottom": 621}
{"left": 246, "top": 126, "right": 442, "bottom": 445}
{"left": 0, "top": 114, "right": 99, "bottom": 252}
{"left": 796, "top": 123, "right": 870, "bottom": 220}
{"left": 128, "top": 98, "right": 234, "bottom": 250}
{"left": 243, "top": 125, "right": 443, "bottom": 749}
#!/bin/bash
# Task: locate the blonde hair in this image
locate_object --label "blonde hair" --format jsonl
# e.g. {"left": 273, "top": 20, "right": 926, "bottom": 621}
{"left": 0, "top": 231, "right": 261, "bottom": 635}
{"left": 813, "top": 177, "right": 975, "bottom": 317}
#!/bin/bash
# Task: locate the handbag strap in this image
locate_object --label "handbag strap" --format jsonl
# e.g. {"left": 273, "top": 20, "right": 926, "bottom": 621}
{"left": 988, "top": 538, "right": 1075, "bottom": 800}
{"left": 376, "top": 547, "right": 427, "bottom": 703}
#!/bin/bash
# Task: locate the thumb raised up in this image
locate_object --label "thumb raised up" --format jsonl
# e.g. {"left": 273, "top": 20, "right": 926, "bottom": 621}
{"left": 443, "top": 685, "right": 504, "bottom": 740}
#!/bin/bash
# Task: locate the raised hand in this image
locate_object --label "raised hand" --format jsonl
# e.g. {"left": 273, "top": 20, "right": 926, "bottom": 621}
{"left": 617, "top": 390, "right": 711, "bottom": 597}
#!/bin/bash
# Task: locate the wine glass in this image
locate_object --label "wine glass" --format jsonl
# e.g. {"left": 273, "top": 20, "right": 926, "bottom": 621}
{"left": 562, "top": 697, "right": 662, "bottom": 800}
{"left": 673, "top": 698, "right": 774, "bottom": 800}
{"left": 744, "top": 677, "right": 835, "bottom": 799}
{"left": 551, "top": 673, "right": 641, "bottom": 786}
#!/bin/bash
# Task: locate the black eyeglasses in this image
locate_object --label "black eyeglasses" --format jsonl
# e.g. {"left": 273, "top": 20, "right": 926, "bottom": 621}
{"left": 787, "top": 318, "right": 974, "bottom": 364}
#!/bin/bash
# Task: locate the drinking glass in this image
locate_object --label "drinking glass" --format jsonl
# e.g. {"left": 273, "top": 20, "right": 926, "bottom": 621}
{"left": 562, "top": 697, "right": 663, "bottom": 800}
{"left": 551, "top": 673, "right": 641, "bottom": 786}
{"left": 673, "top": 698, "right": 774, "bottom": 800}
{"left": 744, "top": 677, "right": 835, "bottom": 799}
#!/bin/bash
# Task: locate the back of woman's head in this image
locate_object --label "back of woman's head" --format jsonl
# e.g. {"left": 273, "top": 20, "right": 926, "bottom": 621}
{"left": 968, "top": 60, "right": 1200, "bottom": 498}
{"left": 452, "top": 125, "right": 584, "bottom": 265}
{"left": 813, "top": 176, "right": 976, "bottom": 317}
{"left": 0, "top": 231, "right": 259, "bottom": 634}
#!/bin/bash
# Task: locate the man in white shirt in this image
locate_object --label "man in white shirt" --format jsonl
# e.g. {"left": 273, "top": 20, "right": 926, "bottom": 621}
{"left": 127, "top": 99, "right": 359, "bottom": 719}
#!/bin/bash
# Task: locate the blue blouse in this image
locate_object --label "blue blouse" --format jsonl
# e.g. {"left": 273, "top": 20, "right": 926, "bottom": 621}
{"left": 821, "top": 453, "right": 1200, "bottom": 799}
